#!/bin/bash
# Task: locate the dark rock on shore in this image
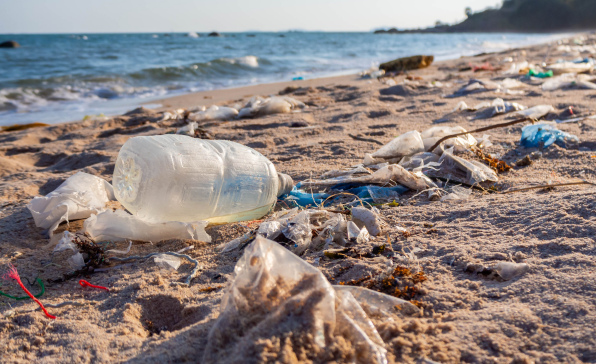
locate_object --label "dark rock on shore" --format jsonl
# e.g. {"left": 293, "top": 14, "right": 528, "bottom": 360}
{"left": 380, "top": 55, "right": 434, "bottom": 72}
{"left": 208, "top": 32, "right": 221, "bottom": 37}
{"left": 0, "top": 41, "right": 20, "bottom": 48}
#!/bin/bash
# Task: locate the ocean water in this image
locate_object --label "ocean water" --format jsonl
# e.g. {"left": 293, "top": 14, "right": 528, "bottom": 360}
{"left": 0, "top": 32, "right": 566, "bottom": 126}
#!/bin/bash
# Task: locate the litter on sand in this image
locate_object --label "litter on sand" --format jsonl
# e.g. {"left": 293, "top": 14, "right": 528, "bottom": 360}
{"left": 203, "top": 236, "right": 417, "bottom": 364}
{"left": 27, "top": 172, "right": 115, "bottom": 237}
{"left": 520, "top": 123, "right": 579, "bottom": 149}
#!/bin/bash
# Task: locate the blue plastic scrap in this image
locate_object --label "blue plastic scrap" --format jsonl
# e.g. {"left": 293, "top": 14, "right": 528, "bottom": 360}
{"left": 520, "top": 123, "right": 579, "bottom": 149}
{"left": 282, "top": 187, "right": 329, "bottom": 208}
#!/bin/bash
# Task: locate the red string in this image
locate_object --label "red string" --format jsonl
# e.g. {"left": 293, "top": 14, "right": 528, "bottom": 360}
{"left": 3, "top": 265, "right": 56, "bottom": 320}
{"left": 79, "top": 280, "right": 109, "bottom": 292}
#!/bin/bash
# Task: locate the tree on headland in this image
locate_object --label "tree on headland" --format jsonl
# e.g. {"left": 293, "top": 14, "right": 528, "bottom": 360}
{"left": 465, "top": 7, "right": 473, "bottom": 17}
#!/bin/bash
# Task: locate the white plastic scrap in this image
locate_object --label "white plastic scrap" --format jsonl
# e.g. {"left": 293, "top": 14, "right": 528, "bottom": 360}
{"left": 154, "top": 254, "right": 182, "bottom": 271}
{"left": 515, "top": 105, "right": 555, "bottom": 120}
{"left": 493, "top": 262, "right": 529, "bottom": 281}
{"left": 106, "top": 240, "right": 133, "bottom": 255}
{"left": 176, "top": 121, "right": 198, "bottom": 136}
{"left": 67, "top": 252, "right": 85, "bottom": 270}
{"left": 440, "top": 186, "right": 473, "bottom": 202}
{"left": 83, "top": 209, "right": 211, "bottom": 242}
{"left": 370, "top": 130, "right": 425, "bottom": 161}
{"left": 188, "top": 105, "right": 239, "bottom": 122}
{"left": 351, "top": 206, "right": 382, "bottom": 236}
{"left": 27, "top": 172, "right": 115, "bottom": 237}
{"left": 238, "top": 96, "right": 306, "bottom": 118}
{"left": 53, "top": 231, "right": 78, "bottom": 253}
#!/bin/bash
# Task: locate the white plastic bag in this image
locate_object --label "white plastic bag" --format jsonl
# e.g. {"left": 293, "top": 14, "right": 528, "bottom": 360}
{"left": 83, "top": 209, "right": 211, "bottom": 242}
{"left": 515, "top": 105, "right": 555, "bottom": 120}
{"left": 27, "top": 172, "right": 115, "bottom": 236}
{"left": 371, "top": 130, "right": 424, "bottom": 160}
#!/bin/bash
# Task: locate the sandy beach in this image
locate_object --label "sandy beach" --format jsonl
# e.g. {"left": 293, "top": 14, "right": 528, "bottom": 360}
{"left": 1, "top": 35, "right": 596, "bottom": 363}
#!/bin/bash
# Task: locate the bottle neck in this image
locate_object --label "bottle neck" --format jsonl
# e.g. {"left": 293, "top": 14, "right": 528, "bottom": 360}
{"left": 277, "top": 173, "right": 294, "bottom": 197}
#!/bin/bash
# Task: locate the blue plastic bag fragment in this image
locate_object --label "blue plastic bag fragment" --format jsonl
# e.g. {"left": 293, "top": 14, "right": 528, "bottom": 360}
{"left": 520, "top": 123, "right": 579, "bottom": 149}
{"left": 346, "top": 185, "right": 408, "bottom": 202}
{"left": 281, "top": 187, "right": 329, "bottom": 208}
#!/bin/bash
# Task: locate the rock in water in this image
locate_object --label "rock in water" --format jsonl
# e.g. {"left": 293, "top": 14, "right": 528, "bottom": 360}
{"left": 0, "top": 40, "right": 20, "bottom": 48}
{"left": 380, "top": 55, "right": 434, "bottom": 72}
{"left": 207, "top": 32, "right": 221, "bottom": 37}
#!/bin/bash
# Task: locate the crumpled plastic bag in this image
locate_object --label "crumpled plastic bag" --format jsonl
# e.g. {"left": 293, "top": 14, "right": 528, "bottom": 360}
{"left": 83, "top": 209, "right": 211, "bottom": 242}
{"left": 238, "top": 96, "right": 306, "bottom": 118}
{"left": 154, "top": 254, "right": 182, "bottom": 271}
{"left": 520, "top": 123, "right": 579, "bottom": 149}
{"left": 188, "top": 105, "right": 239, "bottom": 121}
{"left": 27, "top": 172, "right": 115, "bottom": 237}
{"left": 370, "top": 130, "right": 424, "bottom": 161}
{"left": 203, "top": 236, "right": 414, "bottom": 364}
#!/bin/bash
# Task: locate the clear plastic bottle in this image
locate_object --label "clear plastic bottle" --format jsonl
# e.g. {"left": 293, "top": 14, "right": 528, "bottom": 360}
{"left": 113, "top": 135, "right": 293, "bottom": 223}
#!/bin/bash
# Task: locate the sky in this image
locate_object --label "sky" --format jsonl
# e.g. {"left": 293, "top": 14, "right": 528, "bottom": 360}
{"left": 0, "top": 0, "right": 502, "bottom": 34}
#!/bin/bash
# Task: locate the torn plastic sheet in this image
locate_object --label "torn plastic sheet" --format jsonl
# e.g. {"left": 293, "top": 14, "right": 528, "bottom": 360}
{"left": 352, "top": 206, "right": 382, "bottom": 236}
{"left": 282, "top": 187, "right": 329, "bottom": 208}
{"left": 27, "top": 172, "right": 115, "bottom": 237}
{"left": 154, "top": 254, "right": 181, "bottom": 271}
{"left": 203, "top": 236, "right": 416, "bottom": 364}
{"left": 83, "top": 209, "right": 211, "bottom": 242}
{"left": 301, "top": 164, "right": 435, "bottom": 191}
{"left": 440, "top": 185, "right": 473, "bottom": 202}
{"left": 370, "top": 130, "right": 425, "bottom": 161}
{"left": 188, "top": 105, "right": 238, "bottom": 121}
{"left": 439, "top": 147, "right": 498, "bottom": 185}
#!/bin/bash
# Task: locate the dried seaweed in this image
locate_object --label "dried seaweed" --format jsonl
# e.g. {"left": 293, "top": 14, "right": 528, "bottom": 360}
{"left": 472, "top": 146, "right": 512, "bottom": 173}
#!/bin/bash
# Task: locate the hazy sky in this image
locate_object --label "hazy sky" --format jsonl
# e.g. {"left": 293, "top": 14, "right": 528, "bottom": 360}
{"left": 0, "top": 0, "right": 501, "bottom": 34}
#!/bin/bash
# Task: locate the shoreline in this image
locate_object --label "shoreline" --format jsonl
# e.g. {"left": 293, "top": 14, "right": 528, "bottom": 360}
{"left": 148, "top": 33, "right": 576, "bottom": 112}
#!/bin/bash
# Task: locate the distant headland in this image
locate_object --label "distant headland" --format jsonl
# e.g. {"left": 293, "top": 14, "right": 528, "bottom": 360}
{"left": 375, "top": 0, "right": 596, "bottom": 34}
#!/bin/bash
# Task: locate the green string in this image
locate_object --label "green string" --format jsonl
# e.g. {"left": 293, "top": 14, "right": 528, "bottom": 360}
{"left": 0, "top": 278, "right": 45, "bottom": 300}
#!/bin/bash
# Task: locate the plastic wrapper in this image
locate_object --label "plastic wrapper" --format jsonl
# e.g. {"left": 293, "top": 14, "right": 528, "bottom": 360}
{"left": 67, "top": 252, "right": 85, "bottom": 270}
{"left": 83, "top": 209, "right": 211, "bottom": 242}
{"left": 27, "top": 172, "right": 115, "bottom": 237}
{"left": 203, "top": 236, "right": 392, "bottom": 364}
{"left": 371, "top": 130, "right": 424, "bottom": 160}
{"left": 515, "top": 105, "right": 555, "bottom": 120}
{"left": 352, "top": 206, "right": 382, "bottom": 236}
{"left": 440, "top": 186, "right": 473, "bottom": 202}
{"left": 439, "top": 147, "right": 498, "bottom": 185}
{"left": 334, "top": 285, "right": 419, "bottom": 316}
{"left": 188, "top": 105, "right": 238, "bottom": 121}
{"left": 281, "top": 210, "right": 313, "bottom": 247}
{"left": 154, "top": 254, "right": 181, "bottom": 271}
{"left": 321, "top": 165, "right": 371, "bottom": 179}
{"left": 238, "top": 96, "right": 305, "bottom": 118}
{"left": 257, "top": 221, "right": 282, "bottom": 240}
{"left": 520, "top": 123, "right": 579, "bottom": 149}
